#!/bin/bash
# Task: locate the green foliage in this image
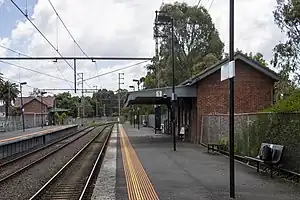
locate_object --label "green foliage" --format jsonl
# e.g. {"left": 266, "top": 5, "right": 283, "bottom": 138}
{"left": 226, "top": 113, "right": 300, "bottom": 173}
{"left": 0, "top": 80, "right": 20, "bottom": 117}
{"left": 264, "top": 90, "right": 300, "bottom": 112}
{"left": 272, "top": 0, "right": 300, "bottom": 92}
{"left": 54, "top": 89, "right": 128, "bottom": 118}
{"left": 249, "top": 113, "right": 300, "bottom": 172}
{"left": 144, "top": 2, "right": 224, "bottom": 88}
{"left": 54, "top": 112, "right": 68, "bottom": 125}
{"left": 226, "top": 49, "right": 268, "bottom": 67}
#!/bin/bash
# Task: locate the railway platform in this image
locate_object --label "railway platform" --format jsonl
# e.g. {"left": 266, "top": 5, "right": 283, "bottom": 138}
{"left": 95, "top": 123, "right": 300, "bottom": 200}
{"left": 0, "top": 125, "right": 77, "bottom": 145}
{"left": 0, "top": 124, "right": 78, "bottom": 160}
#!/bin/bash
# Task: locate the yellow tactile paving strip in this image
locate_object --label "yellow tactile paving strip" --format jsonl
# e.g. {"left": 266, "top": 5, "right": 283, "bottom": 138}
{"left": 119, "top": 124, "right": 160, "bottom": 200}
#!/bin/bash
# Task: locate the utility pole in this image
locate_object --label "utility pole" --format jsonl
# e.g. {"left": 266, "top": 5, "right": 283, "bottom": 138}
{"left": 94, "top": 86, "right": 98, "bottom": 117}
{"left": 133, "top": 79, "right": 140, "bottom": 129}
{"left": 118, "top": 73, "right": 124, "bottom": 120}
{"left": 74, "top": 59, "right": 77, "bottom": 93}
{"left": 20, "top": 82, "right": 27, "bottom": 132}
{"left": 77, "top": 73, "right": 84, "bottom": 118}
{"left": 103, "top": 104, "right": 106, "bottom": 116}
{"left": 41, "top": 91, "right": 47, "bottom": 128}
{"left": 155, "top": 11, "right": 177, "bottom": 151}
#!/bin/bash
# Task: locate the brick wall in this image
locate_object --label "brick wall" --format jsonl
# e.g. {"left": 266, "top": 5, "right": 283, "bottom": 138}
{"left": 195, "top": 59, "right": 275, "bottom": 143}
{"left": 23, "top": 99, "right": 48, "bottom": 114}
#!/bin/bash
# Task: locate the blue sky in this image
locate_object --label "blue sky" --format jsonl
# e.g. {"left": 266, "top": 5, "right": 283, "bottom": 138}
{"left": 0, "top": 0, "right": 37, "bottom": 38}
{"left": 0, "top": 0, "right": 287, "bottom": 96}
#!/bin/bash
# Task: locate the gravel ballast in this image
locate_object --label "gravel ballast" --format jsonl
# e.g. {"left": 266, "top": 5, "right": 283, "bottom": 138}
{"left": 0, "top": 126, "right": 106, "bottom": 200}
{"left": 0, "top": 128, "right": 94, "bottom": 180}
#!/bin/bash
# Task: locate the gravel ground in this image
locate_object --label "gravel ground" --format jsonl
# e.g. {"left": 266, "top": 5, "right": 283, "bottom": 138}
{"left": 0, "top": 126, "right": 107, "bottom": 200}
{"left": 0, "top": 127, "right": 94, "bottom": 180}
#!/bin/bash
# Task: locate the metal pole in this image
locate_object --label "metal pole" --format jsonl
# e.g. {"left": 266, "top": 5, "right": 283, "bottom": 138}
{"left": 95, "top": 86, "right": 98, "bottom": 117}
{"left": 74, "top": 59, "right": 76, "bottom": 93}
{"left": 8, "top": 84, "right": 10, "bottom": 118}
{"left": 103, "top": 104, "right": 106, "bottom": 116}
{"left": 137, "top": 108, "right": 140, "bottom": 130}
{"left": 81, "top": 74, "right": 84, "bottom": 118}
{"left": 171, "top": 18, "right": 176, "bottom": 151}
{"left": 20, "top": 84, "right": 25, "bottom": 132}
{"left": 137, "top": 82, "right": 140, "bottom": 130}
{"left": 118, "top": 73, "right": 121, "bottom": 118}
{"left": 229, "top": 0, "right": 235, "bottom": 198}
{"left": 118, "top": 73, "right": 124, "bottom": 121}
{"left": 41, "top": 94, "right": 44, "bottom": 128}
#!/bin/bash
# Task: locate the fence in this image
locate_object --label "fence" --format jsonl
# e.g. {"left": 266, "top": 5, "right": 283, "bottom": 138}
{"left": 65, "top": 116, "right": 119, "bottom": 127}
{"left": 201, "top": 113, "right": 300, "bottom": 173}
{"left": 139, "top": 114, "right": 168, "bottom": 128}
{"left": 0, "top": 115, "right": 118, "bottom": 133}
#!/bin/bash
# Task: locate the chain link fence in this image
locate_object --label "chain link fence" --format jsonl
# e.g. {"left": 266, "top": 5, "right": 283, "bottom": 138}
{"left": 201, "top": 113, "right": 300, "bottom": 173}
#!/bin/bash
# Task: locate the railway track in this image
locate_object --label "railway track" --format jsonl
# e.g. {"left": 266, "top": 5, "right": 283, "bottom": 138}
{"left": 29, "top": 124, "right": 114, "bottom": 200}
{"left": 0, "top": 126, "right": 96, "bottom": 182}
{"left": 0, "top": 126, "right": 92, "bottom": 165}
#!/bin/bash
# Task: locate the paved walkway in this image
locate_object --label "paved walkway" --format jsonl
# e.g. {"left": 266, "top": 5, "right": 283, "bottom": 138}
{"left": 119, "top": 123, "right": 300, "bottom": 200}
{"left": 0, "top": 125, "right": 76, "bottom": 144}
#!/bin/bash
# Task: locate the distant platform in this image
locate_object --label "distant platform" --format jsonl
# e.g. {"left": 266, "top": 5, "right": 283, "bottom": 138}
{"left": 0, "top": 125, "right": 77, "bottom": 145}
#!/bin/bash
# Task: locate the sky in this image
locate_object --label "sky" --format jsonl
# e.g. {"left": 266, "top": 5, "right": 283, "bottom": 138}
{"left": 0, "top": 0, "right": 286, "bottom": 97}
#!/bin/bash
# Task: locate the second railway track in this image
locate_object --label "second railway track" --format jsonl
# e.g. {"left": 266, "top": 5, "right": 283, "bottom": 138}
{"left": 0, "top": 126, "right": 95, "bottom": 182}
{"left": 0, "top": 123, "right": 113, "bottom": 200}
{"left": 29, "top": 124, "right": 114, "bottom": 200}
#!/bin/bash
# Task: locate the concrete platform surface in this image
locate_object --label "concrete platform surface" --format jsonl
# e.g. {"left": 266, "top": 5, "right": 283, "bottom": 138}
{"left": 119, "top": 123, "right": 300, "bottom": 200}
{"left": 0, "top": 125, "right": 77, "bottom": 145}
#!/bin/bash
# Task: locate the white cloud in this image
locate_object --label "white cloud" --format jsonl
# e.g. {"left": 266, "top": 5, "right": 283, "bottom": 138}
{"left": 0, "top": 0, "right": 286, "bottom": 96}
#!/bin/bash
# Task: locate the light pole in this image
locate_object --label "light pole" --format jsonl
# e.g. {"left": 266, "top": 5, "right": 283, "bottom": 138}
{"left": 133, "top": 79, "right": 140, "bottom": 129}
{"left": 129, "top": 85, "right": 135, "bottom": 126}
{"left": 229, "top": 0, "right": 235, "bottom": 198}
{"left": 41, "top": 91, "right": 47, "bottom": 128}
{"left": 93, "top": 86, "right": 98, "bottom": 118}
{"left": 156, "top": 11, "right": 176, "bottom": 151}
{"left": 20, "top": 82, "right": 27, "bottom": 132}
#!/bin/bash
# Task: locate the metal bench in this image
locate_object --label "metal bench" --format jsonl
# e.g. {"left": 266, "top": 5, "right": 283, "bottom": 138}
{"left": 207, "top": 143, "right": 220, "bottom": 153}
{"left": 244, "top": 143, "right": 284, "bottom": 178}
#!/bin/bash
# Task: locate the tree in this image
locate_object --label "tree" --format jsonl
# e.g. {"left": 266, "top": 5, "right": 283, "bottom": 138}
{"left": 0, "top": 81, "right": 20, "bottom": 118}
{"left": 144, "top": 2, "right": 224, "bottom": 88}
{"left": 272, "top": 0, "right": 300, "bottom": 95}
{"left": 226, "top": 49, "right": 268, "bottom": 67}
{"left": 55, "top": 92, "right": 79, "bottom": 118}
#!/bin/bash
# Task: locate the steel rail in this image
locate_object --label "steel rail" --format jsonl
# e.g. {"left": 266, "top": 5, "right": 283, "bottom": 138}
{"left": 29, "top": 124, "right": 114, "bottom": 200}
{"left": 79, "top": 124, "right": 113, "bottom": 199}
{"left": 0, "top": 125, "right": 103, "bottom": 183}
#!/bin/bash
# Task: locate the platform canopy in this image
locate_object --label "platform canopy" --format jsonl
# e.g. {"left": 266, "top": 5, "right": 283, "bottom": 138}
{"left": 124, "top": 85, "right": 196, "bottom": 107}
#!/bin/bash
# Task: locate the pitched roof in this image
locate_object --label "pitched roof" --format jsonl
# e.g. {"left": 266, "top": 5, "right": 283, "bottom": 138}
{"left": 180, "top": 52, "right": 280, "bottom": 86}
{"left": 14, "top": 96, "right": 55, "bottom": 108}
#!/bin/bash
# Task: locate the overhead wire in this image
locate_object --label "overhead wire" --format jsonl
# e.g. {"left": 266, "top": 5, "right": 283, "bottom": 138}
{"left": 84, "top": 61, "right": 149, "bottom": 81}
{"left": 0, "top": 44, "right": 74, "bottom": 86}
{"left": 47, "top": 0, "right": 89, "bottom": 58}
{"left": 47, "top": 0, "right": 92, "bottom": 88}
{"left": 208, "top": 0, "right": 214, "bottom": 11}
{"left": 0, "top": 44, "right": 31, "bottom": 57}
{"left": 0, "top": 60, "right": 74, "bottom": 83}
{"left": 196, "top": 0, "right": 202, "bottom": 7}
{"left": 10, "top": 0, "right": 75, "bottom": 73}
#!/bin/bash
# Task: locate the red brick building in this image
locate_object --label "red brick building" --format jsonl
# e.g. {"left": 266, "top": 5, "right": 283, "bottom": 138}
{"left": 125, "top": 53, "right": 280, "bottom": 143}
{"left": 14, "top": 96, "right": 56, "bottom": 127}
